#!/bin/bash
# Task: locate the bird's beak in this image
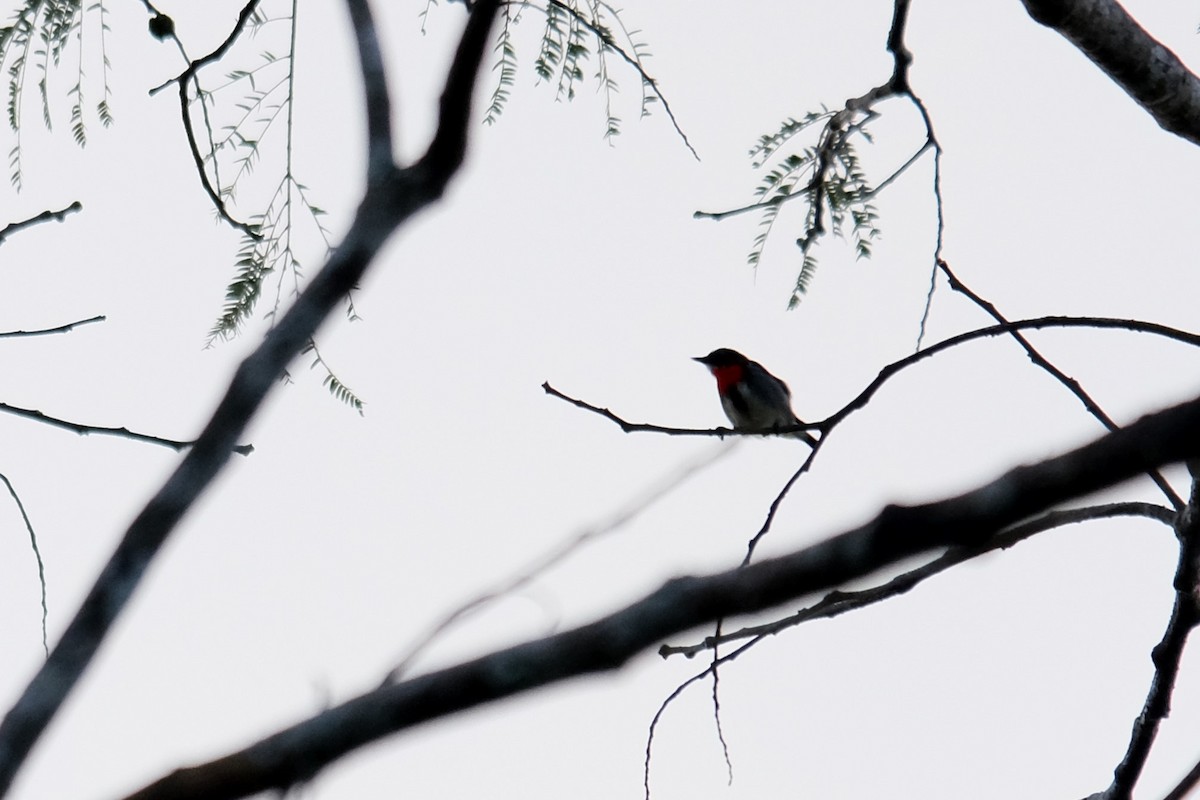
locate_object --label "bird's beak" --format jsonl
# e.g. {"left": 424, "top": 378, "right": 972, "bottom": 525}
{"left": 692, "top": 356, "right": 706, "bottom": 363}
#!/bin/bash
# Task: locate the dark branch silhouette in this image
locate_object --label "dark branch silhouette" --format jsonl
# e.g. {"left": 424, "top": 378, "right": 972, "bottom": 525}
{"left": 0, "top": 1, "right": 502, "bottom": 795}
{"left": 1101, "top": 468, "right": 1200, "bottom": 798}
{"left": 0, "top": 402, "right": 253, "bottom": 456}
{"left": 0, "top": 315, "right": 105, "bottom": 339}
{"left": 938, "top": 261, "right": 1185, "bottom": 511}
{"left": 122, "top": 390, "right": 1200, "bottom": 800}
{"left": 660, "top": 502, "right": 1176, "bottom": 659}
{"left": 0, "top": 202, "right": 82, "bottom": 245}
{"left": 1019, "top": 0, "right": 1200, "bottom": 147}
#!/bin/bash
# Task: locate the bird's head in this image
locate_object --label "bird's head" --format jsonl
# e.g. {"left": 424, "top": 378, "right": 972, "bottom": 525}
{"left": 693, "top": 348, "right": 749, "bottom": 368}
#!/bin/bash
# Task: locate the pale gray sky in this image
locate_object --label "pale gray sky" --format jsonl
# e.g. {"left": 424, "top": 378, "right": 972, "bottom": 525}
{"left": 1, "top": 1, "right": 1199, "bottom": 798}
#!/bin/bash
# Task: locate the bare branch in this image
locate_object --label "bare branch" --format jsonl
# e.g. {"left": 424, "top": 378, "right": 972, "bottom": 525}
{"left": 382, "top": 441, "right": 737, "bottom": 683}
{"left": 542, "top": 381, "right": 818, "bottom": 443}
{"left": 1100, "top": 469, "right": 1200, "bottom": 797}
{"left": 0, "top": 472, "right": 48, "bottom": 658}
{"left": 148, "top": 0, "right": 264, "bottom": 95}
{"left": 661, "top": 502, "right": 1176, "bottom": 659}
{"left": 0, "top": 402, "right": 253, "bottom": 456}
{"left": 345, "top": 0, "right": 394, "bottom": 175}
{"left": 122, "top": 391, "right": 1200, "bottom": 800}
{"left": 1019, "top": 0, "right": 1200, "bottom": 147}
{"left": 0, "top": 315, "right": 105, "bottom": 339}
{"left": 938, "top": 261, "right": 1185, "bottom": 511}
{"left": 0, "top": 202, "right": 82, "bottom": 245}
{"left": 0, "top": 1, "right": 502, "bottom": 794}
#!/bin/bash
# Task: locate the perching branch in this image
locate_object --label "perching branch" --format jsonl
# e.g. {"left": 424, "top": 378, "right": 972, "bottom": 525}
{"left": 547, "top": 315, "right": 1200, "bottom": 443}
{"left": 0, "top": 1, "right": 502, "bottom": 795}
{"left": 1019, "top": 0, "right": 1200, "bottom": 147}
{"left": 0, "top": 202, "right": 82, "bottom": 245}
{"left": 122, "top": 390, "right": 1200, "bottom": 800}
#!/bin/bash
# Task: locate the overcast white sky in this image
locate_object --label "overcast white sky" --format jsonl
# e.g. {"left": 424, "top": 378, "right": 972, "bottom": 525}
{"left": 2, "top": 1, "right": 1200, "bottom": 798}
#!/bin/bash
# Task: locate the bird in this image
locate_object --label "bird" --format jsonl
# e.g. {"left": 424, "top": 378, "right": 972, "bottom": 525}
{"left": 693, "top": 348, "right": 815, "bottom": 444}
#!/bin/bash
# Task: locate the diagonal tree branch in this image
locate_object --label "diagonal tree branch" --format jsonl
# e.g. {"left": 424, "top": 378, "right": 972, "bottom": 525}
{"left": 0, "top": 202, "right": 82, "bottom": 245}
{"left": 1019, "top": 0, "right": 1200, "bottom": 147}
{"left": 661, "top": 502, "right": 1176, "bottom": 659}
{"left": 0, "top": 1, "right": 502, "bottom": 795}
{"left": 122, "top": 390, "right": 1200, "bottom": 800}
{"left": 1098, "top": 466, "right": 1200, "bottom": 798}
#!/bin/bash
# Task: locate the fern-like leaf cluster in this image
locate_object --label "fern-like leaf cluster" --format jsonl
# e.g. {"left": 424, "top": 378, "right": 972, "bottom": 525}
{"left": 0, "top": 0, "right": 113, "bottom": 188}
{"left": 745, "top": 109, "right": 882, "bottom": 307}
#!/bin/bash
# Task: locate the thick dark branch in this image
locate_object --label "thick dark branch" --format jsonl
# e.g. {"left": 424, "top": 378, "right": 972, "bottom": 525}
{"left": 0, "top": 402, "right": 253, "bottom": 455}
{"left": 345, "top": 0, "right": 394, "bottom": 175}
{"left": 1102, "top": 469, "right": 1200, "bottom": 798}
{"left": 0, "top": 315, "right": 105, "bottom": 338}
{"left": 124, "top": 392, "right": 1200, "bottom": 800}
{"left": 0, "top": 202, "right": 82, "bottom": 245}
{"left": 661, "top": 502, "right": 1176, "bottom": 659}
{"left": 0, "top": 2, "right": 501, "bottom": 795}
{"left": 1019, "top": 0, "right": 1200, "bottom": 147}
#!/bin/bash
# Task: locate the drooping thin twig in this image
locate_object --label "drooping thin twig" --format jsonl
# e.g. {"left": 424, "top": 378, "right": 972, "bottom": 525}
{"left": 382, "top": 440, "right": 738, "bottom": 683}
{"left": 541, "top": 0, "right": 698, "bottom": 160}
{"left": 0, "top": 473, "right": 48, "bottom": 657}
{"left": 0, "top": 3, "right": 502, "bottom": 793}
{"left": 0, "top": 402, "right": 254, "bottom": 456}
{"left": 142, "top": 0, "right": 264, "bottom": 237}
{"left": 0, "top": 202, "right": 82, "bottom": 245}
{"left": 0, "top": 315, "right": 105, "bottom": 339}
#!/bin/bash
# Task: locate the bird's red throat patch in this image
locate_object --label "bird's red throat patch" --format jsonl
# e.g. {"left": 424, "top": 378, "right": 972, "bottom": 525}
{"left": 709, "top": 364, "right": 744, "bottom": 395}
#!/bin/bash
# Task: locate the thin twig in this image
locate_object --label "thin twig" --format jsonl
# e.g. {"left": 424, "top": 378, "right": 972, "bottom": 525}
{"left": 0, "top": 202, "right": 82, "bottom": 245}
{"left": 0, "top": 315, "right": 105, "bottom": 339}
{"left": 382, "top": 440, "right": 737, "bottom": 683}
{"left": 938, "top": 261, "right": 1185, "bottom": 512}
{"left": 0, "top": 473, "right": 48, "bottom": 657}
{"left": 0, "top": 402, "right": 254, "bottom": 456}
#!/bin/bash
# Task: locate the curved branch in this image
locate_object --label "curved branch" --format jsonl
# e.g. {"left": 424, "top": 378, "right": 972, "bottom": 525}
{"left": 1101, "top": 469, "right": 1200, "bottom": 797}
{"left": 0, "top": 1, "right": 502, "bottom": 795}
{"left": 123, "top": 391, "right": 1200, "bottom": 800}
